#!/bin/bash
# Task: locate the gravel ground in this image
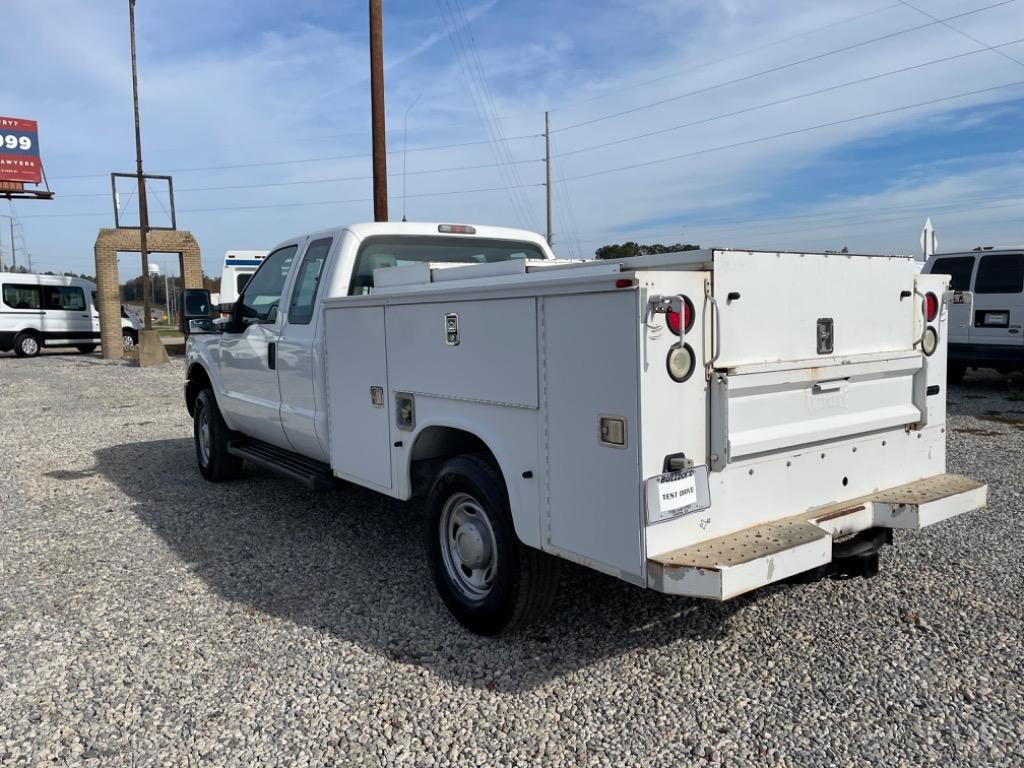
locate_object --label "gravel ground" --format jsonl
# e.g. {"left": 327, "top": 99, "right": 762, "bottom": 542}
{"left": 0, "top": 352, "right": 1021, "bottom": 767}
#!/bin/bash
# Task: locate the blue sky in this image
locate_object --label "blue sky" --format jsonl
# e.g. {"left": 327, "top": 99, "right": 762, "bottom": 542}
{"left": 3, "top": 0, "right": 1024, "bottom": 278}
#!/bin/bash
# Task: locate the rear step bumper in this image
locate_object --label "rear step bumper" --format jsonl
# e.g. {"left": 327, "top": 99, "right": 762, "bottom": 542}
{"left": 647, "top": 474, "right": 986, "bottom": 600}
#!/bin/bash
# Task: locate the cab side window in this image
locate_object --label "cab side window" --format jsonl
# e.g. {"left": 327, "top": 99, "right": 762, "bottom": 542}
{"left": 288, "top": 238, "right": 332, "bottom": 325}
{"left": 238, "top": 245, "right": 297, "bottom": 325}
{"left": 930, "top": 256, "right": 975, "bottom": 292}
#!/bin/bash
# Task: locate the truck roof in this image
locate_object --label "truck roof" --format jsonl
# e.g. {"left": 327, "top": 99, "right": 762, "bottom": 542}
{"left": 281, "top": 222, "right": 552, "bottom": 254}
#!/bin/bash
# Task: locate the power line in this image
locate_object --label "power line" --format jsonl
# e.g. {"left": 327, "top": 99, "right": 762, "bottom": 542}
{"left": 436, "top": 0, "right": 537, "bottom": 229}
{"left": 18, "top": 182, "right": 545, "bottom": 220}
{"left": 547, "top": 1, "right": 909, "bottom": 114}
{"left": 452, "top": 0, "right": 540, "bottom": 231}
{"left": 556, "top": 37, "right": 1024, "bottom": 159}
{"left": 552, "top": 0, "right": 1017, "bottom": 134}
{"left": 49, "top": 132, "right": 542, "bottom": 181}
{"left": 59, "top": 157, "right": 544, "bottom": 198}
{"left": 572, "top": 192, "right": 1024, "bottom": 247}
{"left": 554, "top": 78, "right": 1024, "bottom": 184}
{"left": 898, "top": 0, "right": 1024, "bottom": 68}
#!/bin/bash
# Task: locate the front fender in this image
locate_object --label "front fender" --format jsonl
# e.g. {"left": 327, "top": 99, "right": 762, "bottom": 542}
{"left": 184, "top": 338, "right": 230, "bottom": 424}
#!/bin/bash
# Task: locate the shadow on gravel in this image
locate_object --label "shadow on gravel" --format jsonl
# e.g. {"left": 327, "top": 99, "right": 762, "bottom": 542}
{"left": 94, "top": 438, "right": 749, "bottom": 693}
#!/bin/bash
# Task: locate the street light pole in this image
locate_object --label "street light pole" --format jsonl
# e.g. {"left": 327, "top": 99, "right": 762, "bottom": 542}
{"left": 129, "top": 0, "right": 153, "bottom": 331}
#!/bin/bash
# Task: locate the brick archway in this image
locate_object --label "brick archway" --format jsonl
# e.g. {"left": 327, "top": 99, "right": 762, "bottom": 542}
{"left": 93, "top": 228, "right": 203, "bottom": 360}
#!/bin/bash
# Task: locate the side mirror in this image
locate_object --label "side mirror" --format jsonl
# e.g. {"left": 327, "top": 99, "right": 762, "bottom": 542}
{"left": 178, "top": 288, "right": 213, "bottom": 335}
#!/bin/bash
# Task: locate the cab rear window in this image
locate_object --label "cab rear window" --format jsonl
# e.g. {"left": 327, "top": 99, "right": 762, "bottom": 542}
{"left": 974, "top": 253, "right": 1024, "bottom": 294}
{"left": 350, "top": 236, "right": 543, "bottom": 295}
{"left": 929, "top": 256, "right": 974, "bottom": 292}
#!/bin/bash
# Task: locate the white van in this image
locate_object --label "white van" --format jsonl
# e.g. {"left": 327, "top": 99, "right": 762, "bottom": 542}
{"left": 0, "top": 273, "right": 142, "bottom": 357}
{"left": 922, "top": 248, "right": 1023, "bottom": 381}
{"left": 219, "top": 251, "right": 268, "bottom": 307}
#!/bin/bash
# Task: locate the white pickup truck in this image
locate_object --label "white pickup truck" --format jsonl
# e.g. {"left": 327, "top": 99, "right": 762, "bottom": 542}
{"left": 180, "top": 221, "right": 986, "bottom": 634}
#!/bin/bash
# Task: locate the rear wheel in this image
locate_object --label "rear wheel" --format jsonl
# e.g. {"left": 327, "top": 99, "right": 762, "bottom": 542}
{"left": 13, "top": 332, "right": 41, "bottom": 358}
{"left": 193, "top": 389, "right": 244, "bottom": 482}
{"left": 76, "top": 344, "right": 97, "bottom": 354}
{"left": 424, "top": 454, "right": 559, "bottom": 635}
{"left": 947, "top": 362, "right": 967, "bottom": 384}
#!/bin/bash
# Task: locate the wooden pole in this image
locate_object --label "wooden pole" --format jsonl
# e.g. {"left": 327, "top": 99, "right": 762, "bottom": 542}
{"left": 369, "top": 0, "right": 388, "bottom": 221}
{"left": 129, "top": 0, "right": 153, "bottom": 330}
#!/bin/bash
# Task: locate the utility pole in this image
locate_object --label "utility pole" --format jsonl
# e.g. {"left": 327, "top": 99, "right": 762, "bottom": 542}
{"left": 369, "top": 0, "right": 388, "bottom": 221}
{"left": 129, "top": 0, "right": 153, "bottom": 331}
{"left": 545, "top": 111, "right": 552, "bottom": 247}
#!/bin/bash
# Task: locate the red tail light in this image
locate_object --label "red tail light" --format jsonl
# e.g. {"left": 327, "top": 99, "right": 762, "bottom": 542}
{"left": 667, "top": 296, "right": 695, "bottom": 335}
{"left": 925, "top": 292, "right": 939, "bottom": 322}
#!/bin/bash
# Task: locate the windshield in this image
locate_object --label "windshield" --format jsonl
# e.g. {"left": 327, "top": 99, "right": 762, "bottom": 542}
{"left": 350, "top": 236, "right": 544, "bottom": 295}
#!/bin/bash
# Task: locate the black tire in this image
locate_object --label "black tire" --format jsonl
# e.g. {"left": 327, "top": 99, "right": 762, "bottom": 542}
{"left": 76, "top": 344, "right": 97, "bottom": 354}
{"left": 424, "top": 454, "right": 560, "bottom": 635}
{"left": 13, "top": 332, "right": 41, "bottom": 358}
{"left": 948, "top": 362, "right": 967, "bottom": 384}
{"left": 122, "top": 329, "right": 138, "bottom": 350}
{"left": 193, "top": 389, "right": 244, "bottom": 482}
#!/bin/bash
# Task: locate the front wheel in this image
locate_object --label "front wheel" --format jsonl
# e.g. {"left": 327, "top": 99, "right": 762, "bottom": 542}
{"left": 424, "top": 454, "right": 559, "bottom": 635}
{"left": 123, "top": 329, "right": 138, "bottom": 351}
{"left": 193, "top": 389, "right": 244, "bottom": 482}
{"left": 13, "top": 332, "right": 41, "bottom": 358}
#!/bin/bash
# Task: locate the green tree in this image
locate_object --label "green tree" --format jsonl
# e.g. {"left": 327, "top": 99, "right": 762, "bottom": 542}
{"left": 594, "top": 242, "right": 700, "bottom": 259}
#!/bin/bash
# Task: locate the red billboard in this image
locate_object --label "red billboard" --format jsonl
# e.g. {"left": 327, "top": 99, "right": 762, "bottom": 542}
{"left": 0, "top": 117, "right": 42, "bottom": 184}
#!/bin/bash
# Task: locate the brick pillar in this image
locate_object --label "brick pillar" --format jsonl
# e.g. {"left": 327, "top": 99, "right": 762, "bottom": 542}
{"left": 178, "top": 233, "right": 203, "bottom": 289}
{"left": 94, "top": 228, "right": 124, "bottom": 360}
{"left": 93, "top": 228, "right": 203, "bottom": 359}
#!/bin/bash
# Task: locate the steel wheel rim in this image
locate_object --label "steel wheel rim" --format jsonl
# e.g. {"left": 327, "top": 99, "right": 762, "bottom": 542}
{"left": 439, "top": 492, "right": 497, "bottom": 600}
{"left": 123, "top": 333, "right": 135, "bottom": 349}
{"left": 197, "top": 407, "right": 212, "bottom": 466}
{"left": 21, "top": 337, "right": 39, "bottom": 355}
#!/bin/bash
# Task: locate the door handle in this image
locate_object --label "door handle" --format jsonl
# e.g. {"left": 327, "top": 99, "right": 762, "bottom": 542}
{"left": 268, "top": 341, "right": 276, "bottom": 370}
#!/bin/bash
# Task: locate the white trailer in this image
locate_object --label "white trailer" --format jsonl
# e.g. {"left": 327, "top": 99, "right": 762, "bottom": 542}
{"left": 180, "top": 224, "right": 986, "bottom": 634}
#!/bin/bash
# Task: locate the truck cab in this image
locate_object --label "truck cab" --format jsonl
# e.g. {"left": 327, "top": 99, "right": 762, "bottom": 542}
{"left": 186, "top": 223, "right": 553, "bottom": 462}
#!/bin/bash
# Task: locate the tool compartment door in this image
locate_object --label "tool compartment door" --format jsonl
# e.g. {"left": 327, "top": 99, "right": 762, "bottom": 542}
{"left": 324, "top": 305, "right": 393, "bottom": 491}
{"left": 709, "top": 352, "right": 922, "bottom": 470}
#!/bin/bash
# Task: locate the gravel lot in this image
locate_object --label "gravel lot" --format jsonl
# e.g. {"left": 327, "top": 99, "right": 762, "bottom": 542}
{"left": 1, "top": 352, "right": 1021, "bottom": 767}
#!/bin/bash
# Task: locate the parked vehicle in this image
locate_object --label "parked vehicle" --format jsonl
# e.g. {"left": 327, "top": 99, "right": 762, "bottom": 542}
{"left": 179, "top": 223, "right": 986, "bottom": 634}
{"left": 1, "top": 273, "right": 141, "bottom": 357}
{"left": 923, "top": 248, "right": 1023, "bottom": 381}
{"left": 219, "top": 250, "right": 268, "bottom": 308}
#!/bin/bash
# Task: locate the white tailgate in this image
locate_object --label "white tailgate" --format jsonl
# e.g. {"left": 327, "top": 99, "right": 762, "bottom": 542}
{"left": 324, "top": 306, "right": 393, "bottom": 491}
{"left": 712, "top": 250, "right": 917, "bottom": 367}
{"left": 710, "top": 352, "right": 922, "bottom": 470}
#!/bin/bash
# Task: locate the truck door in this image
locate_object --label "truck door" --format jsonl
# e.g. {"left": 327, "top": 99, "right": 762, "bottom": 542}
{"left": 218, "top": 243, "right": 299, "bottom": 448}
{"left": 277, "top": 236, "right": 334, "bottom": 461}
{"left": 927, "top": 254, "right": 976, "bottom": 345}
{"left": 968, "top": 252, "right": 1024, "bottom": 351}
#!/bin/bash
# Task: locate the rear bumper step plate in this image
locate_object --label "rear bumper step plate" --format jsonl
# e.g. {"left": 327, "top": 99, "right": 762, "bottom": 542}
{"left": 647, "top": 473, "right": 985, "bottom": 600}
